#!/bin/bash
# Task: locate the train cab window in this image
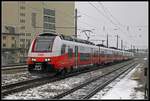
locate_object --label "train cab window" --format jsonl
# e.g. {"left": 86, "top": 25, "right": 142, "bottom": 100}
{"left": 68, "top": 48, "right": 73, "bottom": 58}
{"left": 33, "top": 36, "right": 55, "bottom": 52}
{"left": 61, "top": 44, "right": 66, "bottom": 55}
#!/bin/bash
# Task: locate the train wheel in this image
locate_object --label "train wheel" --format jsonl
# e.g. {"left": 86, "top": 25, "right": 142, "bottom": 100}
{"left": 55, "top": 69, "right": 60, "bottom": 75}
{"left": 61, "top": 69, "right": 66, "bottom": 76}
{"left": 66, "top": 68, "right": 71, "bottom": 74}
{"left": 70, "top": 66, "right": 74, "bottom": 72}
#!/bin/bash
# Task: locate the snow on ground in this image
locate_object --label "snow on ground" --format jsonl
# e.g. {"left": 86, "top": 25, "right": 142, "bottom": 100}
{"left": 2, "top": 72, "right": 40, "bottom": 86}
{"left": 3, "top": 70, "right": 102, "bottom": 100}
{"left": 3, "top": 61, "right": 144, "bottom": 100}
{"left": 91, "top": 64, "right": 145, "bottom": 99}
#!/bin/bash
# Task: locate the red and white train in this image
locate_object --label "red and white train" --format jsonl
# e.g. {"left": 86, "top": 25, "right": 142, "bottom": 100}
{"left": 27, "top": 33, "right": 134, "bottom": 73}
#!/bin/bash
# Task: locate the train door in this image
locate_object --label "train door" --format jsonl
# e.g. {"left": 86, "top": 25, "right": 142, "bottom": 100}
{"left": 75, "top": 46, "right": 78, "bottom": 68}
{"left": 68, "top": 46, "right": 73, "bottom": 65}
{"left": 91, "top": 48, "right": 93, "bottom": 64}
{"left": 99, "top": 47, "right": 100, "bottom": 64}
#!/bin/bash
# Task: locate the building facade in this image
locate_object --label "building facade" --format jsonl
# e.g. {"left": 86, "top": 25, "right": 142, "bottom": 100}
{"left": 2, "top": 33, "right": 22, "bottom": 64}
{"left": 2, "top": 1, "right": 75, "bottom": 64}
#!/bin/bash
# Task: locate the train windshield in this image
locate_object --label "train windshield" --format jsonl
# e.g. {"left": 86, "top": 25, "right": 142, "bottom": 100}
{"left": 34, "top": 36, "right": 56, "bottom": 52}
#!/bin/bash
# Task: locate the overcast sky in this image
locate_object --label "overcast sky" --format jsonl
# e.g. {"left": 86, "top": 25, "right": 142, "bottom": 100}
{"left": 75, "top": 2, "right": 148, "bottom": 49}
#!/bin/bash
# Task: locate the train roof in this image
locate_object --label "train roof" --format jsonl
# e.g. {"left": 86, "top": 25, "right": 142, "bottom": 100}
{"left": 38, "top": 33, "right": 58, "bottom": 36}
{"left": 38, "top": 33, "right": 95, "bottom": 45}
{"left": 96, "top": 44, "right": 107, "bottom": 47}
{"left": 60, "top": 34, "right": 95, "bottom": 45}
{"left": 37, "top": 33, "right": 133, "bottom": 53}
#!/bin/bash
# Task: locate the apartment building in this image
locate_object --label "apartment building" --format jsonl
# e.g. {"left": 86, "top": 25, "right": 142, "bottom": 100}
{"left": 2, "top": 1, "right": 75, "bottom": 64}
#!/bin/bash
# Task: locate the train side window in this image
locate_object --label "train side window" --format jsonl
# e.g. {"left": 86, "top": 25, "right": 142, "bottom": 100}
{"left": 68, "top": 48, "right": 73, "bottom": 58}
{"left": 96, "top": 51, "right": 98, "bottom": 56}
{"left": 61, "top": 44, "right": 66, "bottom": 55}
{"left": 101, "top": 50, "right": 104, "bottom": 54}
{"left": 80, "top": 53, "right": 90, "bottom": 61}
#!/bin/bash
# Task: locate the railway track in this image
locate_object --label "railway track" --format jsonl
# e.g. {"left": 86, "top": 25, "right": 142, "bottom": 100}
{"left": 1, "top": 75, "right": 56, "bottom": 97}
{"left": 2, "top": 66, "right": 27, "bottom": 71}
{"left": 2, "top": 60, "right": 134, "bottom": 98}
{"left": 2, "top": 65, "right": 28, "bottom": 74}
{"left": 51, "top": 62, "right": 138, "bottom": 99}
{"left": 2, "top": 64, "right": 27, "bottom": 67}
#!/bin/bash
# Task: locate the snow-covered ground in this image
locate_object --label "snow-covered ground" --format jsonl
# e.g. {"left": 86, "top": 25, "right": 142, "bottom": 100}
{"left": 91, "top": 64, "right": 145, "bottom": 99}
{"left": 3, "top": 61, "right": 145, "bottom": 100}
{"left": 2, "top": 72, "right": 41, "bottom": 86}
{"left": 3, "top": 69, "right": 103, "bottom": 100}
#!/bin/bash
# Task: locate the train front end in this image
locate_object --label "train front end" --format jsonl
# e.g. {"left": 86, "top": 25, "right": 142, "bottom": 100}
{"left": 27, "top": 33, "right": 61, "bottom": 73}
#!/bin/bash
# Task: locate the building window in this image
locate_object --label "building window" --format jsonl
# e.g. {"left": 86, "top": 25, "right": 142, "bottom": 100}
{"left": 44, "top": 8, "right": 55, "bottom": 16}
{"left": 20, "top": 39, "right": 25, "bottom": 42}
{"left": 5, "top": 26, "right": 15, "bottom": 33}
{"left": 20, "top": 19, "right": 25, "bottom": 23}
{"left": 20, "top": 33, "right": 25, "bottom": 36}
{"left": 43, "top": 8, "right": 55, "bottom": 33}
{"left": 26, "top": 33, "right": 31, "bottom": 36}
{"left": 26, "top": 39, "right": 31, "bottom": 42}
{"left": 3, "top": 43, "right": 6, "bottom": 47}
{"left": 44, "top": 16, "right": 55, "bottom": 23}
{"left": 44, "top": 23, "right": 50, "bottom": 29}
{"left": 31, "top": 13, "right": 36, "bottom": 27}
{"left": 20, "top": 26, "right": 25, "bottom": 29}
{"left": 20, "top": 44, "right": 25, "bottom": 48}
{"left": 20, "top": 6, "right": 25, "bottom": 9}
{"left": 3, "top": 36, "right": 6, "bottom": 40}
{"left": 12, "top": 37, "right": 15, "bottom": 40}
{"left": 44, "top": 23, "right": 55, "bottom": 30}
{"left": 26, "top": 40, "right": 31, "bottom": 47}
{"left": 12, "top": 44, "right": 15, "bottom": 48}
{"left": 20, "top": 13, "right": 25, "bottom": 16}
{"left": 22, "top": 44, "right": 25, "bottom": 48}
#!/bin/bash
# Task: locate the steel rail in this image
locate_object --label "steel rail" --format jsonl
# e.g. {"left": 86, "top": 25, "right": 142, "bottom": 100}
{"left": 2, "top": 64, "right": 26, "bottom": 67}
{"left": 82, "top": 63, "right": 137, "bottom": 99}
{"left": 2, "top": 66, "right": 27, "bottom": 71}
{"left": 2, "top": 60, "right": 134, "bottom": 98}
{"left": 1, "top": 75, "right": 55, "bottom": 97}
{"left": 51, "top": 61, "right": 136, "bottom": 99}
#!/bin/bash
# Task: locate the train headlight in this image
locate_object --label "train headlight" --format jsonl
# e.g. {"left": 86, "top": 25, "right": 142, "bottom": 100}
{"left": 45, "top": 58, "right": 48, "bottom": 61}
{"left": 47, "top": 58, "right": 50, "bottom": 61}
{"left": 45, "top": 58, "right": 50, "bottom": 62}
{"left": 32, "top": 58, "right": 36, "bottom": 61}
